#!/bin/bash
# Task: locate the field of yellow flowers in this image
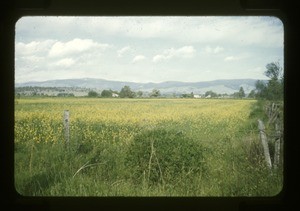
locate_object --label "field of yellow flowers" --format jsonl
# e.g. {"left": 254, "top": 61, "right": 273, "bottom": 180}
{"left": 14, "top": 98, "right": 282, "bottom": 196}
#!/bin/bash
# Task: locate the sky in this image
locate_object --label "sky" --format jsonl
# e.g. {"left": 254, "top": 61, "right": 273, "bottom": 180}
{"left": 15, "top": 16, "right": 284, "bottom": 83}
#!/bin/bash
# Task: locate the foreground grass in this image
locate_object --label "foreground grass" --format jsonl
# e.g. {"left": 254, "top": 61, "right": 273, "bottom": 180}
{"left": 14, "top": 98, "right": 283, "bottom": 196}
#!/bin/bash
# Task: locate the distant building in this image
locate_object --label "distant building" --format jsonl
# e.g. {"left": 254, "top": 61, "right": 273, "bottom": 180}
{"left": 193, "top": 94, "right": 201, "bottom": 99}
{"left": 112, "top": 93, "right": 119, "bottom": 98}
{"left": 205, "top": 94, "right": 211, "bottom": 98}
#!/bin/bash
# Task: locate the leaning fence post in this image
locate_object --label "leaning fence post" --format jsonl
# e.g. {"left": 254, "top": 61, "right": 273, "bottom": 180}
{"left": 273, "top": 121, "right": 281, "bottom": 169}
{"left": 64, "top": 110, "right": 70, "bottom": 146}
{"left": 258, "top": 119, "right": 272, "bottom": 169}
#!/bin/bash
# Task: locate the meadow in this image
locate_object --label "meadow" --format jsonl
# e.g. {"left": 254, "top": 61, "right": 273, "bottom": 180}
{"left": 14, "top": 97, "right": 283, "bottom": 196}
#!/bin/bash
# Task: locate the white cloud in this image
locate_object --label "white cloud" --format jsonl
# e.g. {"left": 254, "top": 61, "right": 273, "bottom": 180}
{"left": 48, "top": 38, "right": 110, "bottom": 58}
{"left": 15, "top": 17, "right": 283, "bottom": 83}
{"left": 224, "top": 56, "right": 239, "bottom": 61}
{"left": 152, "top": 55, "right": 165, "bottom": 63}
{"left": 175, "top": 46, "right": 196, "bottom": 57}
{"left": 21, "top": 55, "right": 44, "bottom": 63}
{"left": 55, "top": 58, "right": 75, "bottom": 67}
{"left": 132, "top": 55, "right": 146, "bottom": 63}
{"left": 97, "top": 17, "right": 282, "bottom": 47}
{"left": 152, "top": 46, "right": 196, "bottom": 63}
{"left": 16, "top": 17, "right": 283, "bottom": 48}
{"left": 117, "top": 46, "right": 132, "bottom": 57}
{"left": 15, "top": 38, "right": 111, "bottom": 63}
{"left": 15, "top": 40, "right": 56, "bottom": 56}
{"left": 224, "top": 54, "right": 250, "bottom": 62}
{"left": 205, "top": 46, "right": 224, "bottom": 54}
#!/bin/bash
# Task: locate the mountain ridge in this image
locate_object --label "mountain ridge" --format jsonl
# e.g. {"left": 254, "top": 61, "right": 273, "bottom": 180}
{"left": 15, "top": 78, "right": 263, "bottom": 94}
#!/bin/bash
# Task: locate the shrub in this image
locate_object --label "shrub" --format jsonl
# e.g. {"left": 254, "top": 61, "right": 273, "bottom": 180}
{"left": 125, "top": 128, "right": 206, "bottom": 185}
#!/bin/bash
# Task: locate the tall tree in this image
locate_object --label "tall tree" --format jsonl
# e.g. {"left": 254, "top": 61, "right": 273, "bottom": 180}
{"left": 101, "top": 89, "right": 112, "bottom": 98}
{"left": 150, "top": 89, "right": 161, "bottom": 97}
{"left": 205, "top": 90, "right": 217, "bottom": 98}
{"left": 248, "top": 89, "right": 256, "bottom": 98}
{"left": 259, "top": 62, "right": 284, "bottom": 101}
{"left": 238, "top": 87, "right": 245, "bottom": 98}
{"left": 255, "top": 80, "right": 267, "bottom": 99}
{"left": 119, "top": 86, "right": 135, "bottom": 98}
{"left": 265, "top": 62, "right": 283, "bottom": 81}
{"left": 266, "top": 62, "right": 284, "bottom": 100}
{"left": 88, "top": 90, "right": 98, "bottom": 97}
{"left": 136, "top": 91, "right": 143, "bottom": 98}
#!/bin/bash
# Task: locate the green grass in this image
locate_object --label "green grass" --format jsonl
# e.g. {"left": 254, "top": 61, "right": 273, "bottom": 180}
{"left": 14, "top": 98, "right": 283, "bottom": 196}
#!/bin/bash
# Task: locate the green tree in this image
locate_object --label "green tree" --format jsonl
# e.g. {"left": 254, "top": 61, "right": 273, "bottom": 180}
{"left": 265, "top": 62, "right": 283, "bottom": 100}
{"left": 150, "top": 89, "right": 161, "bottom": 98}
{"left": 88, "top": 90, "right": 98, "bottom": 97}
{"left": 266, "top": 79, "right": 283, "bottom": 100}
{"left": 255, "top": 80, "right": 267, "bottom": 99}
{"left": 119, "top": 86, "right": 135, "bottom": 98}
{"left": 181, "top": 92, "right": 193, "bottom": 98}
{"left": 205, "top": 90, "right": 217, "bottom": 98}
{"left": 136, "top": 91, "right": 143, "bottom": 98}
{"left": 248, "top": 89, "right": 256, "bottom": 98}
{"left": 265, "top": 62, "right": 283, "bottom": 81}
{"left": 255, "top": 62, "right": 283, "bottom": 100}
{"left": 238, "top": 87, "right": 245, "bottom": 98}
{"left": 57, "top": 93, "right": 75, "bottom": 97}
{"left": 101, "top": 89, "right": 113, "bottom": 98}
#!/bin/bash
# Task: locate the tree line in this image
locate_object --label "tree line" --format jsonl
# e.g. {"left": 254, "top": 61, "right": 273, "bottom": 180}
{"left": 180, "top": 61, "right": 284, "bottom": 100}
{"left": 88, "top": 86, "right": 161, "bottom": 98}
{"left": 90, "top": 61, "right": 283, "bottom": 100}
{"left": 88, "top": 86, "right": 248, "bottom": 99}
{"left": 16, "top": 62, "right": 283, "bottom": 100}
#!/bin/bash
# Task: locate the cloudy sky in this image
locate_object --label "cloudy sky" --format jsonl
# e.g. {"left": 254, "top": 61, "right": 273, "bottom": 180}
{"left": 15, "top": 16, "right": 283, "bottom": 83}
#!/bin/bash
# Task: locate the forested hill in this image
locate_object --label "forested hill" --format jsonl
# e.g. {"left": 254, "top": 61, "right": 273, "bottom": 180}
{"left": 15, "top": 78, "right": 262, "bottom": 95}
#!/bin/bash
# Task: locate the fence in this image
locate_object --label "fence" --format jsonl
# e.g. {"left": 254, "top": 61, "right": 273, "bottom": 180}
{"left": 64, "top": 110, "right": 70, "bottom": 146}
{"left": 258, "top": 102, "right": 283, "bottom": 170}
{"left": 62, "top": 102, "right": 283, "bottom": 170}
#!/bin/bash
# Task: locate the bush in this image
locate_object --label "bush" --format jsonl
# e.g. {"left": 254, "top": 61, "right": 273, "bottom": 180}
{"left": 125, "top": 128, "right": 206, "bottom": 185}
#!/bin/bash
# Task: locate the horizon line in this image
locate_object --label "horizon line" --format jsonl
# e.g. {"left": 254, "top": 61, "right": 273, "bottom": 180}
{"left": 15, "top": 77, "right": 267, "bottom": 85}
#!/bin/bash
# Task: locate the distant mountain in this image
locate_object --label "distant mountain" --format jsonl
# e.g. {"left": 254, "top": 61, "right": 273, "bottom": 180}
{"left": 15, "top": 78, "right": 262, "bottom": 95}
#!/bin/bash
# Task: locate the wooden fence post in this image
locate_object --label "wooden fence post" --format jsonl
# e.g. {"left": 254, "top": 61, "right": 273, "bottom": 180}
{"left": 273, "top": 121, "right": 281, "bottom": 169}
{"left": 64, "top": 110, "right": 70, "bottom": 145}
{"left": 258, "top": 119, "right": 272, "bottom": 169}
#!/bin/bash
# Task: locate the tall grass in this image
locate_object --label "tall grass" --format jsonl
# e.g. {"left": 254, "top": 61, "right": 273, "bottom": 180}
{"left": 14, "top": 98, "right": 283, "bottom": 196}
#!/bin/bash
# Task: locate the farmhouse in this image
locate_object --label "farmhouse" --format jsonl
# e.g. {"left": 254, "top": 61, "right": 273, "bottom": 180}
{"left": 193, "top": 94, "right": 201, "bottom": 99}
{"left": 112, "top": 93, "right": 119, "bottom": 98}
